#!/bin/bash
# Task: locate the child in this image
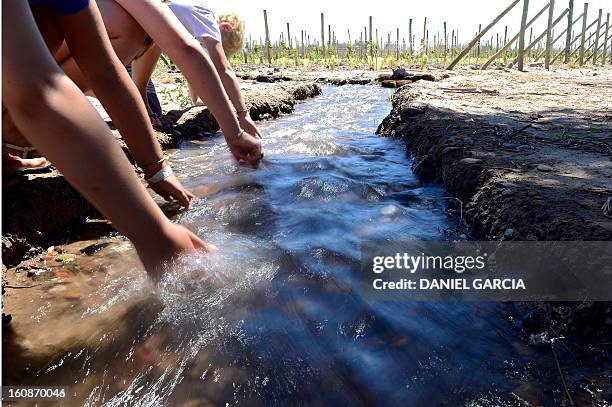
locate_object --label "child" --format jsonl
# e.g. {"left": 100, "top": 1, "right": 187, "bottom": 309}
{"left": 3, "top": 0, "right": 210, "bottom": 278}
{"left": 132, "top": 2, "right": 263, "bottom": 139}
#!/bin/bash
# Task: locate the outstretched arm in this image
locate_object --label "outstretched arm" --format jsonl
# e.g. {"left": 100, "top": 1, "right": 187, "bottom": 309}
{"left": 2, "top": 1, "right": 207, "bottom": 277}
{"left": 57, "top": 1, "right": 194, "bottom": 208}
{"left": 114, "top": 0, "right": 261, "bottom": 164}
{"left": 202, "top": 38, "right": 262, "bottom": 139}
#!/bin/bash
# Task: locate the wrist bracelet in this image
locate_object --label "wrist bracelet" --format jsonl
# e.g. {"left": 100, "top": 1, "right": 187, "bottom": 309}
{"left": 142, "top": 154, "right": 168, "bottom": 169}
{"left": 145, "top": 165, "right": 174, "bottom": 185}
{"left": 235, "top": 129, "right": 245, "bottom": 139}
{"left": 236, "top": 109, "right": 248, "bottom": 116}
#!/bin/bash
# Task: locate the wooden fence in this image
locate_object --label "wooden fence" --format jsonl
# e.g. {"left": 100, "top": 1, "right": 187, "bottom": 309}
{"left": 244, "top": 3, "right": 612, "bottom": 70}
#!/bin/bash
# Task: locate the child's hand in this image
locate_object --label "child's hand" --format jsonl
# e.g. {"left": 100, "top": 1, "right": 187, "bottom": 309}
{"left": 227, "top": 130, "right": 262, "bottom": 166}
{"left": 149, "top": 175, "right": 195, "bottom": 209}
{"left": 138, "top": 224, "right": 216, "bottom": 280}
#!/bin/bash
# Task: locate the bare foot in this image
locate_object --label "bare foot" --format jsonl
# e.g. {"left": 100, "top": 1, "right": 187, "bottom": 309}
{"left": 2, "top": 153, "right": 49, "bottom": 175}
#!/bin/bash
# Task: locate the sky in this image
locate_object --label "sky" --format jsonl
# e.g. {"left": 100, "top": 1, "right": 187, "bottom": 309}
{"left": 204, "top": 0, "right": 611, "bottom": 46}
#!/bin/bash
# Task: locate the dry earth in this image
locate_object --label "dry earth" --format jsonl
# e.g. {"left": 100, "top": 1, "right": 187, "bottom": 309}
{"left": 378, "top": 67, "right": 612, "bottom": 240}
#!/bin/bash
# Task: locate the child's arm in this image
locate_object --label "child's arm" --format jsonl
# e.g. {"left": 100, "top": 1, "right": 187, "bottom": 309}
{"left": 114, "top": 0, "right": 261, "bottom": 164}
{"left": 201, "top": 38, "right": 262, "bottom": 139}
{"left": 57, "top": 1, "right": 194, "bottom": 208}
{"left": 3, "top": 1, "right": 208, "bottom": 277}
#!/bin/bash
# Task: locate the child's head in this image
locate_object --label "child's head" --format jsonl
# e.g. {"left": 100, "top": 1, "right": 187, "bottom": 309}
{"left": 217, "top": 13, "right": 245, "bottom": 58}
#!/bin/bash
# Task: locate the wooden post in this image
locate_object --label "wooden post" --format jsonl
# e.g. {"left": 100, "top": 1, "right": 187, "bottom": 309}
{"left": 482, "top": 3, "right": 550, "bottom": 69}
{"left": 363, "top": 26, "right": 367, "bottom": 61}
{"left": 592, "top": 9, "right": 603, "bottom": 64}
{"left": 477, "top": 24, "right": 482, "bottom": 59}
{"left": 504, "top": 25, "right": 508, "bottom": 45}
{"left": 579, "top": 3, "right": 589, "bottom": 65}
{"left": 447, "top": 0, "right": 522, "bottom": 69}
{"left": 444, "top": 22, "right": 448, "bottom": 60}
{"left": 263, "top": 10, "right": 272, "bottom": 66}
{"left": 369, "top": 16, "right": 373, "bottom": 62}
{"left": 517, "top": 0, "right": 530, "bottom": 71}
{"left": 564, "top": 0, "right": 574, "bottom": 62}
{"left": 321, "top": 13, "right": 325, "bottom": 58}
{"left": 396, "top": 27, "right": 400, "bottom": 60}
{"left": 409, "top": 19, "right": 413, "bottom": 54}
{"left": 422, "top": 17, "right": 427, "bottom": 51}
{"left": 602, "top": 13, "right": 610, "bottom": 64}
{"left": 545, "top": 0, "right": 556, "bottom": 69}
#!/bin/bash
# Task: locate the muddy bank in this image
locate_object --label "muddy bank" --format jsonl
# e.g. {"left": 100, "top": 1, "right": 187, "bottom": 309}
{"left": 377, "top": 67, "right": 612, "bottom": 241}
{"left": 2, "top": 81, "right": 321, "bottom": 267}
{"left": 234, "top": 66, "right": 452, "bottom": 88}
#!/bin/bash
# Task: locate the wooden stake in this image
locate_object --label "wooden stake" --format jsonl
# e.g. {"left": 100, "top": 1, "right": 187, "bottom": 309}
{"left": 517, "top": 0, "right": 531, "bottom": 71}
{"left": 422, "top": 17, "right": 427, "bottom": 50}
{"left": 477, "top": 24, "right": 482, "bottom": 58}
{"left": 447, "top": 0, "right": 522, "bottom": 69}
{"left": 545, "top": 0, "right": 556, "bottom": 69}
{"left": 409, "top": 19, "right": 413, "bottom": 54}
{"left": 579, "top": 2, "right": 589, "bottom": 65}
{"left": 602, "top": 13, "right": 610, "bottom": 64}
{"left": 564, "top": 0, "right": 574, "bottom": 62}
{"left": 321, "top": 12, "right": 325, "bottom": 58}
{"left": 444, "top": 22, "right": 448, "bottom": 60}
{"left": 369, "top": 16, "right": 373, "bottom": 63}
{"left": 263, "top": 10, "right": 272, "bottom": 66}
{"left": 592, "top": 9, "right": 603, "bottom": 64}
{"left": 396, "top": 27, "right": 400, "bottom": 59}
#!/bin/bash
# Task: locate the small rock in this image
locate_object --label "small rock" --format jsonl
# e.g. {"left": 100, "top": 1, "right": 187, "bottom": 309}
{"left": 536, "top": 164, "right": 553, "bottom": 172}
{"left": 504, "top": 228, "right": 514, "bottom": 238}
{"left": 502, "top": 189, "right": 514, "bottom": 197}
{"left": 80, "top": 243, "right": 110, "bottom": 256}
{"left": 392, "top": 65, "right": 408, "bottom": 79}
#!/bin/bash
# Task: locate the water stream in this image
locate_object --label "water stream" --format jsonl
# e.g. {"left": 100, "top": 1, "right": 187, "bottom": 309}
{"left": 4, "top": 86, "right": 601, "bottom": 406}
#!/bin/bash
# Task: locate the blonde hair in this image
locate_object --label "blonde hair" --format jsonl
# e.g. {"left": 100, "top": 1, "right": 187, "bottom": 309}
{"left": 218, "top": 13, "right": 245, "bottom": 58}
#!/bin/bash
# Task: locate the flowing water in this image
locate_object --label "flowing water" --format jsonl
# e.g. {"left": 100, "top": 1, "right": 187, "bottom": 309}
{"left": 4, "top": 86, "right": 604, "bottom": 406}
